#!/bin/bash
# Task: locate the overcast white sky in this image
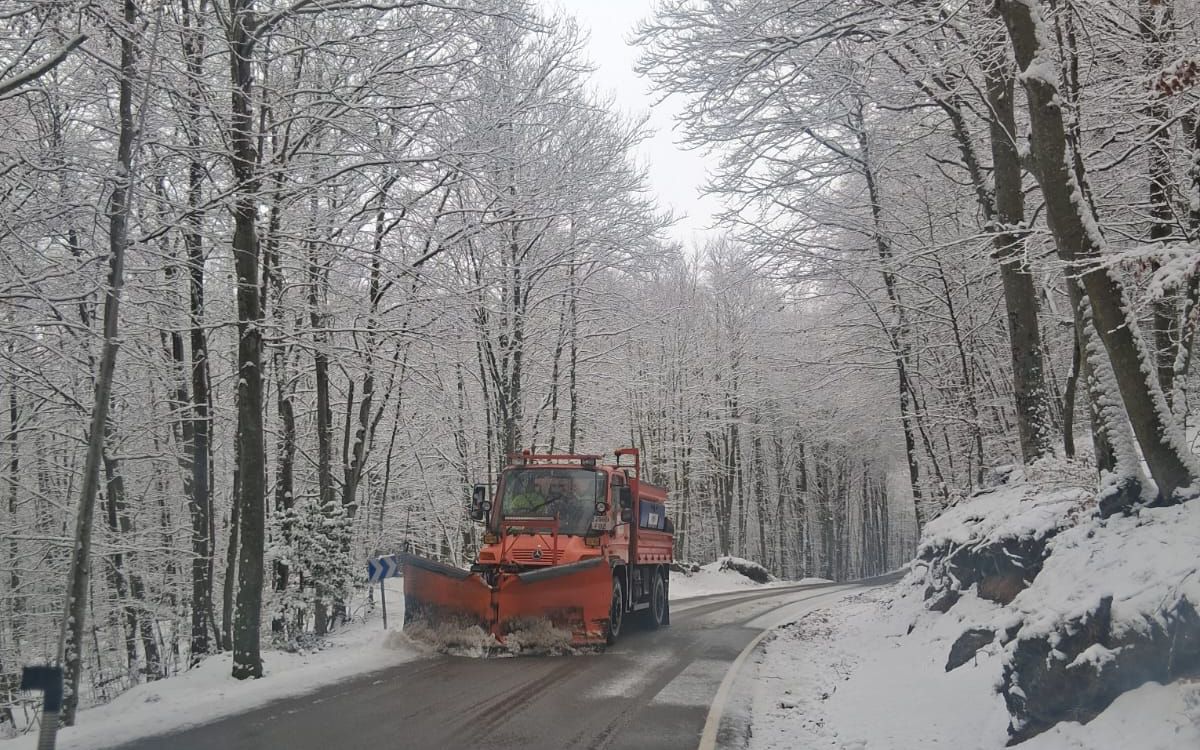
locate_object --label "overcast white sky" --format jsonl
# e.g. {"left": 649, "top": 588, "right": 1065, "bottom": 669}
{"left": 538, "top": 0, "right": 723, "bottom": 247}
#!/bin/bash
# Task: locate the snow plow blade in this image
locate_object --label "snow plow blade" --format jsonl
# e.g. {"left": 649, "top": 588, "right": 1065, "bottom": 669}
{"left": 495, "top": 558, "right": 612, "bottom": 646}
{"left": 401, "top": 554, "right": 612, "bottom": 647}
{"left": 401, "top": 553, "right": 493, "bottom": 632}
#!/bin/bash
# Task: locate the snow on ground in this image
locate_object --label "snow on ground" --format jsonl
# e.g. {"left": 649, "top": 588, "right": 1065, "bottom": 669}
{"left": 1005, "top": 500, "right": 1200, "bottom": 642}
{"left": 747, "top": 476, "right": 1200, "bottom": 750}
{"left": 4, "top": 578, "right": 419, "bottom": 750}
{"left": 670, "top": 557, "right": 829, "bottom": 600}
{"left": 749, "top": 585, "right": 1011, "bottom": 749}
{"left": 747, "top": 583, "right": 1200, "bottom": 749}
{"left": 1017, "top": 680, "right": 1200, "bottom": 750}
{"left": 4, "top": 558, "right": 825, "bottom": 748}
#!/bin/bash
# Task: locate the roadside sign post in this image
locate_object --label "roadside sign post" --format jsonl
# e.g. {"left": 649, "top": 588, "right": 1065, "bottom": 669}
{"left": 21, "top": 665, "right": 62, "bottom": 750}
{"left": 367, "top": 554, "right": 401, "bottom": 630}
{"left": 379, "top": 578, "right": 388, "bottom": 629}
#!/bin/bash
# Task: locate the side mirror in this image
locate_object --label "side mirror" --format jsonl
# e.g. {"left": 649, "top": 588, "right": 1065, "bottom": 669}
{"left": 618, "top": 486, "right": 633, "bottom": 522}
{"left": 469, "top": 484, "right": 489, "bottom": 522}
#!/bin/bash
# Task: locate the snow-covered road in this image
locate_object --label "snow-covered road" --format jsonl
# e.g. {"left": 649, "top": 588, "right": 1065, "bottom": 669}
{"left": 26, "top": 576, "right": 890, "bottom": 750}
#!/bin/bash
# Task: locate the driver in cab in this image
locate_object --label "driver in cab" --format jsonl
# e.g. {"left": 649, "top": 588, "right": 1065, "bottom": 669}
{"left": 506, "top": 475, "right": 589, "bottom": 529}
{"left": 506, "top": 475, "right": 549, "bottom": 515}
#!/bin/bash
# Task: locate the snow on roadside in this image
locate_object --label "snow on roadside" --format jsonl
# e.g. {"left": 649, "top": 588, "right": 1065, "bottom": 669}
{"left": 748, "top": 585, "right": 1011, "bottom": 749}
{"left": 5, "top": 578, "right": 420, "bottom": 750}
{"left": 747, "top": 474, "right": 1200, "bottom": 750}
{"left": 6, "top": 559, "right": 830, "bottom": 748}
{"left": 747, "top": 583, "right": 1200, "bottom": 749}
{"left": 670, "top": 557, "right": 829, "bottom": 600}
{"left": 1005, "top": 501, "right": 1200, "bottom": 642}
{"left": 1017, "top": 679, "right": 1200, "bottom": 750}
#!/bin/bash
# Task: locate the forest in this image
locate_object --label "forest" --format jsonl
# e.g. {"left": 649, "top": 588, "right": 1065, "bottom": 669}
{"left": 1, "top": 0, "right": 1198, "bottom": 728}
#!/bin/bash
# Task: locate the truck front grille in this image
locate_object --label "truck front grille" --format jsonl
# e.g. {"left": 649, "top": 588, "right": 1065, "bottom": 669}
{"left": 508, "top": 548, "right": 562, "bottom": 565}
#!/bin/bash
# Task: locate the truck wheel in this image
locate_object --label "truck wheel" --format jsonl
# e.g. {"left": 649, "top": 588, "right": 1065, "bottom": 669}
{"left": 607, "top": 575, "right": 624, "bottom": 645}
{"left": 647, "top": 570, "right": 667, "bottom": 630}
{"left": 663, "top": 574, "right": 671, "bottom": 626}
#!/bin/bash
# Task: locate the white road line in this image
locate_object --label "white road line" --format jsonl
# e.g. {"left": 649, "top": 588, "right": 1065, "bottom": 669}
{"left": 695, "top": 585, "right": 860, "bottom": 750}
{"left": 652, "top": 659, "right": 730, "bottom": 707}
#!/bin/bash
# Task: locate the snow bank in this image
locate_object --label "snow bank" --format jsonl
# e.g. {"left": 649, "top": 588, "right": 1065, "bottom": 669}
{"left": 3, "top": 579, "right": 419, "bottom": 750}
{"left": 915, "top": 468, "right": 1094, "bottom": 611}
{"left": 748, "top": 584, "right": 1200, "bottom": 749}
{"left": 1018, "top": 680, "right": 1200, "bottom": 749}
{"left": 748, "top": 471, "right": 1200, "bottom": 748}
{"left": 997, "top": 499, "right": 1200, "bottom": 741}
{"left": 715, "top": 556, "right": 775, "bottom": 583}
{"left": 918, "top": 462, "right": 1093, "bottom": 557}
{"left": 749, "top": 587, "right": 1011, "bottom": 749}
{"left": 670, "top": 557, "right": 798, "bottom": 599}
{"left": 1008, "top": 501, "right": 1200, "bottom": 641}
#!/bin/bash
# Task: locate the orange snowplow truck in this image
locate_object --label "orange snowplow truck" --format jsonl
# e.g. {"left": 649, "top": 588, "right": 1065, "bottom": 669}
{"left": 402, "top": 448, "right": 673, "bottom": 646}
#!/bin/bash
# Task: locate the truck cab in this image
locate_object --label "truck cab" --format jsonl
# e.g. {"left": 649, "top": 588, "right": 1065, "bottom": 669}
{"left": 466, "top": 449, "right": 673, "bottom": 643}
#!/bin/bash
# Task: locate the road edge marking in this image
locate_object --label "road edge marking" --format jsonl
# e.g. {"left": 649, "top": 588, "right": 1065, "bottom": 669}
{"left": 695, "top": 584, "right": 860, "bottom": 750}
{"left": 696, "top": 625, "right": 773, "bottom": 750}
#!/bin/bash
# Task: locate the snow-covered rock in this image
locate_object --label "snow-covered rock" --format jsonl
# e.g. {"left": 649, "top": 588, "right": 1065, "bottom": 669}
{"left": 747, "top": 583, "right": 1200, "bottom": 750}
{"left": 716, "top": 556, "right": 775, "bottom": 584}
{"left": 999, "top": 500, "right": 1200, "bottom": 742}
{"left": 917, "top": 462, "right": 1093, "bottom": 609}
{"left": 668, "top": 556, "right": 801, "bottom": 599}
{"left": 750, "top": 469, "right": 1200, "bottom": 747}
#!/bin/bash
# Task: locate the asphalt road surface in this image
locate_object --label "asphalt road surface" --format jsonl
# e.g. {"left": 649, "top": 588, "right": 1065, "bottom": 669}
{"left": 115, "top": 574, "right": 899, "bottom": 750}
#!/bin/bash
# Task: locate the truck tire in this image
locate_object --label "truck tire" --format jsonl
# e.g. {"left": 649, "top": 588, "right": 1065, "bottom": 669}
{"left": 646, "top": 569, "right": 667, "bottom": 630}
{"left": 606, "top": 575, "right": 624, "bottom": 645}
{"left": 663, "top": 573, "right": 671, "bottom": 626}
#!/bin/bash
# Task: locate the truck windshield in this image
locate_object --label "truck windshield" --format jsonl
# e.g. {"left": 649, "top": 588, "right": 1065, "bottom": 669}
{"left": 500, "top": 468, "right": 602, "bottom": 536}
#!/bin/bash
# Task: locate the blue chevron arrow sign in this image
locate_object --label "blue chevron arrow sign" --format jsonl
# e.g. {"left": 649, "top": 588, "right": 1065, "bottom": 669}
{"left": 367, "top": 554, "right": 400, "bottom": 583}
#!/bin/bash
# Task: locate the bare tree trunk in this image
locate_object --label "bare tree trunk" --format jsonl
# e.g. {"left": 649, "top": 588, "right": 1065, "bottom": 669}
{"left": 1140, "top": 0, "right": 1181, "bottom": 405}
{"left": 985, "top": 49, "right": 1056, "bottom": 463}
{"left": 934, "top": 254, "right": 985, "bottom": 487}
{"left": 60, "top": 0, "right": 135, "bottom": 722}
{"left": 103, "top": 443, "right": 137, "bottom": 673}
{"left": 228, "top": 0, "right": 266, "bottom": 679}
{"left": 310, "top": 231, "right": 335, "bottom": 636}
{"left": 342, "top": 179, "right": 396, "bottom": 521}
{"left": 854, "top": 119, "right": 928, "bottom": 529}
{"left": 568, "top": 250, "right": 579, "bottom": 453}
{"left": 221, "top": 438, "right": 240, "bottom": 651}
{"left": 1062, "top": 325, "right": 1081, "bottom": 458}
{"left": 997, "top": 0, "right": 1197, "bottom": 506}
{"left": 752, "top": 432, "right": 768, "bottom": 568}
{"left": 1174, "top": 114, "right": 1200, "bottom": 424}
{"left": 6, "top": 383, "right": 22, "bottom": 644}
{"left": 794, "top": 439, "right": 809, "bottom": 577}
{"left": 179, "top": 0, "right": 215, "bottom": 667}
{"left": 102, "top": 439, "right": 162, "bottom": 681}
{"left": 264, "top": 190, "right": 295, "bottom": 634}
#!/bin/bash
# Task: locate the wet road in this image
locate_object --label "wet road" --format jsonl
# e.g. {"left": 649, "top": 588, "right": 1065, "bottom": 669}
{"left": 116, "top": 575, "right": 898, "bottom": 750}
